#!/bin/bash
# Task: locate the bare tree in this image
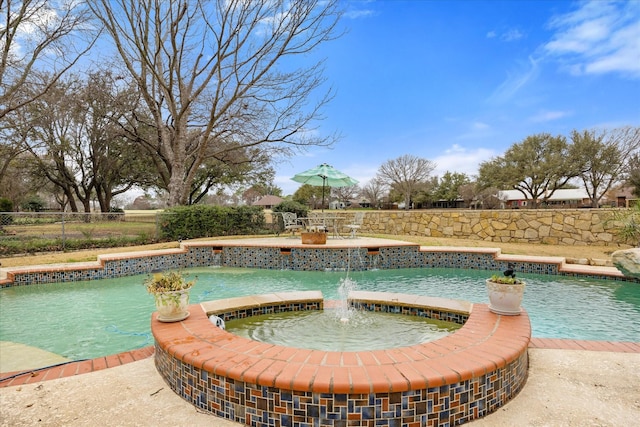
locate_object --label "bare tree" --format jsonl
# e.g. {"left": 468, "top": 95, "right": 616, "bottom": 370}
{"left": 376, "top": 154, "right": 436, "bottom": 209}
{"left": 458, "top": 183, "right": 477, "bottom": 208}
{"left": 0, "top": 0, "right": 96, "bottom": 188}
{"left": 571, "top": 127, "right": 640, "bottom": 208}
{"left": 361, "top": 178, "right": 387, "bottom": 208}
{"left": 627, "top": 153, "right": 640, "bottom": 197}
{"left": 0, "top": 0, "right": 96, "bottom": 120}
{"left": 332, "top": 184, "right": 359, "bottom": 207}
{"left": 0, "top": 112, "right": 28, "bottom": 188}
{"left": 19, "top": 77, "right": 88, "bottom": 211}
{"left": 88, "top": 0, "right": 342, "bottom": 206}
{"left": 21, "top": 71, "right": 147, "bottom": 212}
{"left": 81, "top": 71, "right": 156, "bottom": 211}
{"left": 479, "top": 187, "right": 502, "bottom": 209}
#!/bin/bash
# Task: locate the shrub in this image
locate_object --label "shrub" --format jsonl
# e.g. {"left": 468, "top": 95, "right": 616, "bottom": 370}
{"left": 0, "top": 198, "right": 14, "bottom": 227}
{"left": 158, "top": 205, "right": 266, "bottom": 240}
{"left": 272, "top": 201, "right": 309, "bottom": 233}
{"left": 272, "top": 200, "right": 309, "bottom": 217}
{"left": 0, "top": 235, "right": 158, "bottom": 256}
{"left": 609, "top": 204, "right": 640, "bottom": 247}
{"left": 21, "top": 195, "right": 45, "bottom": 212}
{"left": 107, "top": 207, "right": 125, "bottom": 221}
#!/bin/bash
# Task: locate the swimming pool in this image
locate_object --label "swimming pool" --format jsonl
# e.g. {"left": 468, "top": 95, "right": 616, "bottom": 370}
{"left": 1, "top": 266, "right": 638, "bottom": 361}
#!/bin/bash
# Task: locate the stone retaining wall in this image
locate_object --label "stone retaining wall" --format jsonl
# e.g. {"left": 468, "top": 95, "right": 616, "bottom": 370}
{"left": 357, "top": 209, "right": 621, "bottom": 246}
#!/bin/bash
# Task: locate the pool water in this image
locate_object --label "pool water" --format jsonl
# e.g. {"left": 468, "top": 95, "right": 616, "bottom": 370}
{"left": 1, "top": 267, "right": 638, "bottom": 361}
{"left": 226, "top": 310, "right": 461, "bottom": 352}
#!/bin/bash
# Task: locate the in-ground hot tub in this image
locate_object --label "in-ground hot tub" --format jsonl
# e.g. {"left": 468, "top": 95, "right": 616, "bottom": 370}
{"left": 152, "top": 290, "right": 530, "bottom": 426}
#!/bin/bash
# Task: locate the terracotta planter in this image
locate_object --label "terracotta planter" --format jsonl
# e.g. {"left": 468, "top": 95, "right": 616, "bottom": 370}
{"left": 301, "top": 231, "right": 327, "bottom": 244}
{"left": 486, "top": 279, "right": 525, "bottom": 315}
{"left": 153, "top": 289, "right": 191, "bottom": 322}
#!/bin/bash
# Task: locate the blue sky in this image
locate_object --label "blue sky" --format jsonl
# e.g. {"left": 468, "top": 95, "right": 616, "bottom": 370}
{"left": 274, "top": 0, "right": 640, "bottom": 196}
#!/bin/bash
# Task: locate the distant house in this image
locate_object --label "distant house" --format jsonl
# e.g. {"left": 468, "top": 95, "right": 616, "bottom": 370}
{"left": 350, "top": 198, "right": 371, "bottom": 209}
{"left": 328, "top": 198, "right": 371, "bottom": 210}
{"left": 498, "top": 189, "right": 590, "bottom": 209}
{"left": 608, "top": 185, "right": 637, "bottom": 207}
{"left": 252, "top": 195, "right": 284, "bottom": 209}
{"left": 328, "top": 200, "right": 345, "bottom": 210}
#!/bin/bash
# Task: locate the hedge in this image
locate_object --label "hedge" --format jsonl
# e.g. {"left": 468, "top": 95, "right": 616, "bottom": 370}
{"left": 158, "top": 205, "right": 266, "bottom": 240}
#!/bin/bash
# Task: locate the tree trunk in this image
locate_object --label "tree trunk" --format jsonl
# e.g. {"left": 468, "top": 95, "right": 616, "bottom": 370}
{"left": 165, "top": 124, "right": 191, "bottom": 207}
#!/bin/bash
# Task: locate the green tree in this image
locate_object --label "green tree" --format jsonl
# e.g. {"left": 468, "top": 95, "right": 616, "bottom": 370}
{"left": 188, "top": 149, "right": 275, "bottom": 205}
{"left": 21, "top": 195, "right": 45, "bottom": 212}
{"left": 292, "top": 184, "right": 326, "bottom": 209}
{"left": 570, "top": 127, "right": 640, "bottom": 208}
{"left": 478, "top": 133, "right": 580, "bottom": 208}
{"left": 0, "top": 197, "right": 13, "bottom": 229}
{"left": 434, "top": 172, "right": 470, "bottom": 206}
{"left": 412, "top": 177, "right": 438, "bottom": 207}
{"left": 476, "top": 157, "right": 509, "bottom": 191}
{"left": 249, "top": 183, "right": 283, "bottom": 198}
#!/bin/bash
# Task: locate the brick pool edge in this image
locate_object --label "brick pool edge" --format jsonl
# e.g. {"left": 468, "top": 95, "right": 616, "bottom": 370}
{"left": 152, "top": 291, "right": 531, "bottom": 427}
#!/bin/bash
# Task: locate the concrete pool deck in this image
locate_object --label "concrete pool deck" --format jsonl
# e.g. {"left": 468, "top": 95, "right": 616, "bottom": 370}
{"left": 1, "top": 345, "right": 638, "bottom": 426}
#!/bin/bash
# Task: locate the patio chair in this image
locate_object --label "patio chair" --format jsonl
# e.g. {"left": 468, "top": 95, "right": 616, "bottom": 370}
{"left": 343, "top": 212, "right": 364, "bottom": 239}
{"left": 306, "top": 212, "right": 328, "bottom": 233}
{"left": 282, "top": 212, "right": 304, "bottom": 238}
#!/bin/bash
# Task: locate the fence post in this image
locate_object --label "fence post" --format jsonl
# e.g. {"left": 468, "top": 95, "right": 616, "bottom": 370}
{"left": 155, "top": 212, "right": 160, "bottom": 240}
{"left": 61, "top": 212, "right": 66, "bottom": 250}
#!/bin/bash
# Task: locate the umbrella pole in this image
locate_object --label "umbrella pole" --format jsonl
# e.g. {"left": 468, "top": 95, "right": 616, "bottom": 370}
{"left": 321, "top": 178, "right": 326, "bottom": 212}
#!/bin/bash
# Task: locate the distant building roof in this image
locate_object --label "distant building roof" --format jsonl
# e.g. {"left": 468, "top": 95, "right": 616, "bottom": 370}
{"left": 252, "top": 195, "right": 284, "bottom": 207}
{"left": 499, "top": 189, "right": 589, "bottom": 201}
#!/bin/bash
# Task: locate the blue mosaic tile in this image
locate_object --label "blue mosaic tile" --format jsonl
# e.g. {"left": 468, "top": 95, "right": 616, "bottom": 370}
{"left": 4, "top": 242, "right": 637, "bottom": 287}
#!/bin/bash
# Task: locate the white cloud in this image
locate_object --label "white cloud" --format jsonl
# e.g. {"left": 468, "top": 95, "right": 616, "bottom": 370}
{"left": 472, "top": 121, "right": 490, "bottom": 131}
{"left": 2, "top": 3, "right": 60, "bottom": 60}
{"left": 344, "top": 1, "right": 377, "bottom": 20}
{"left": 454, "top": 120, "right": 493, "bottom": 141}
{"left": 433, "top": 145, "right": 496, "bottom": 178}
{"left": 502, "top": 29, "right": 524, "bottom": 42}
{"left": 529, "top": 110, "right": 572, "bottom": 123}
{"left": 344, "top": 9, "right": 376, "bottom": 19}
{"left": 486, "top": 28, "right": 524, "bottom": 42}
{"left": 544, "top": 1, "right": 640, "bottom": 78}
{"left": 487, "top": 56, "right": 540, "bottom": 103}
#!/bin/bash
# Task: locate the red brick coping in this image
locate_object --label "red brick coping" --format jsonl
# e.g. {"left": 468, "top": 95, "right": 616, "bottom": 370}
{"left": 2, "top": 338, "right": 637, "bottom": 389}
{"left": 150, "top": 291, "right": 531, "bottom": 426}
{"left": 0, "top": 346, "right": 154, "bottom": 387}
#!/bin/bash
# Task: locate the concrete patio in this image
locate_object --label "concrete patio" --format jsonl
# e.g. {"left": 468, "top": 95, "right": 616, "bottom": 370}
{"left": 1, "top": 347, "right": 638, "bottom": 426}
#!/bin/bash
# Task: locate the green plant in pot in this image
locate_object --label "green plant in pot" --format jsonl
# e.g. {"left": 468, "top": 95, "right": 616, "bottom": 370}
{"left": 145, "top": 270, "right": 196, "bottom": 322}
{"left": 486, "top": 264, "right": 525, "bottom": 315}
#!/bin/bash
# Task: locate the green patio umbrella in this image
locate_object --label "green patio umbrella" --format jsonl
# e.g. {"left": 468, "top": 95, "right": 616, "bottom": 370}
{"left": 291, "top": 163, "right": 359, "bottom": 209}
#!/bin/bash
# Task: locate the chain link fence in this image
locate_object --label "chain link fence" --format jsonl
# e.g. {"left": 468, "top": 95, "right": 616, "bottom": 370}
{"left": 0, "top": 211, "right": 160, "bottom": 255}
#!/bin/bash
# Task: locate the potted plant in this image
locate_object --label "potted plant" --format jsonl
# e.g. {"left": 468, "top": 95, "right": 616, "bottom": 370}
{"left": 145, "top": 270, "right": 196, "bottom": 322}
{"left": 486, "top": 264, "right": 525, "bottom": 315}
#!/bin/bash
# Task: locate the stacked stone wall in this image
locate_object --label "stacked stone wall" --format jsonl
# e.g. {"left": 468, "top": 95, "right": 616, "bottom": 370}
{"left": 359, "top": 209, "right": 622, "bottom": 246}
